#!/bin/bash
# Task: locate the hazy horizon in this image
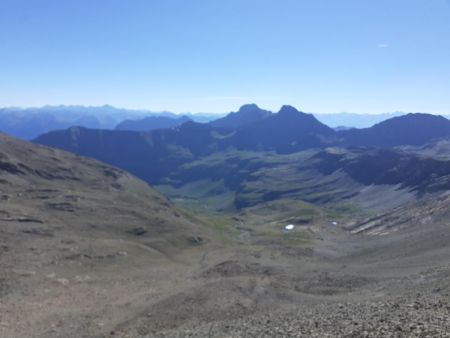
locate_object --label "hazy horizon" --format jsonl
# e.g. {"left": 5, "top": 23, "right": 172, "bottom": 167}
{"left": 0, "top": 103, "right": 425, "bottom": 117}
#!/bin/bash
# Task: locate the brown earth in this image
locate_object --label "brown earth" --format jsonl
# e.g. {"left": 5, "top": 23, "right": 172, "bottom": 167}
{"left": 1, "top": 133, "right": 450, "bottom": 338}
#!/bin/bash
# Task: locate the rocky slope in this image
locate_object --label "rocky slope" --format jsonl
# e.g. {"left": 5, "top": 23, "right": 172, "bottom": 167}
{"left": 0, "top": 133, "right": 210, "bottom": 337}
{"left": 3, "top": 133, "right": 450, "bottom": 337}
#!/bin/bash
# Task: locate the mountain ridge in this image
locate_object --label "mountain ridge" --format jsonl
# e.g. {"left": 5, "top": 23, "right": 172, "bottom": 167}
{"left": 116, "top": 115, "right": 191, "bottom": 131}
{"left": 340, "top": 113, "right": 450, "bottom": 147}
{"left": 210, "top": 104, "right": 272, "bottom": 130}
{"left": 34, "top": 106, "right": 450, "bottom": 189}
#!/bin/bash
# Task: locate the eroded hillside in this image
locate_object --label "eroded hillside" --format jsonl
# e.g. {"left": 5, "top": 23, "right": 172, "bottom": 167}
{"left": 0, "top": 133, "right": 212, "bottom": 337}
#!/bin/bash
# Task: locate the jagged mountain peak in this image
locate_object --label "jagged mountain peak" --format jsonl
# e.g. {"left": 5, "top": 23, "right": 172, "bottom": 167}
{"left": 237, "top": 103, "right": 262, "bottom": 112}
{"left": 210, "top": 104, "right": 272, "bottom": 130}
{"left": 278, "top": 105, "right": 302, "bottom": 115}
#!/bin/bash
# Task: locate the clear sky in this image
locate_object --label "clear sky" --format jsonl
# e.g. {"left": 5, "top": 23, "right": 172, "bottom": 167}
{"left": 1, "top": 0, "right": 449, "bottom": 114}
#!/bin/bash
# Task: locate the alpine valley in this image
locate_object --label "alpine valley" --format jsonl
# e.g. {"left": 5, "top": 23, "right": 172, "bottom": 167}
{"left": 1, "top": 104, "right": 450, "bottom": 337}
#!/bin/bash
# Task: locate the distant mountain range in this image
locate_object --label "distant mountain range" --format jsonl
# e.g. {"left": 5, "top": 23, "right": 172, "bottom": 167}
{"left": 0, "top": 105, "right": 150, "bottom": 139}
{"left": 2, "top": 104, "right": 449, "bottom": 140}
{"left": 0, "top": 105, "right": 221, "bottom": 139}
{"left": 34, "top": 104, "right": 450, "bottom": 188}
{"left": 33, "top": 105, "right": 332, "bottom": 183}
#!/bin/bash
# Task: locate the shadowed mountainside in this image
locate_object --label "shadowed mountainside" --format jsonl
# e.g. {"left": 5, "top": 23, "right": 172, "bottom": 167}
{"left": 32, "top": 105, "right": 450, "bottom": 224}
{"left": 116, "top": 115, "right": 191, "bottom": 131}
{"left": 34, "top": 123, "right": 223, "bottom": 184}
{"left": 340, "top": 113, "right": 450, "bottom": 147}
{"left": 34, "top": 105, "right": 338, "bottom": 182}
{"left": 222, "top": 105, "right": 337, "bottom": 153}
{"left": 159, "top": 147, "right": 450, "bottom": 211}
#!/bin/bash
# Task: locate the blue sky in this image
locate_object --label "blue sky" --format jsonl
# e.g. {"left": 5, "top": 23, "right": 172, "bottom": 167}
{"left": 0, "top": 0, "right": 449, "bottom": 114}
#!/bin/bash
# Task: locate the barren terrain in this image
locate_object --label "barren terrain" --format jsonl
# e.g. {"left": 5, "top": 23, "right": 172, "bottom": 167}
{"left": 1, "top": 133, "right": 450, "bottom": 337}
